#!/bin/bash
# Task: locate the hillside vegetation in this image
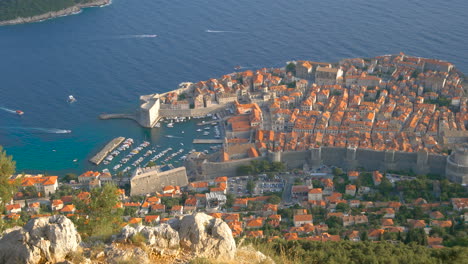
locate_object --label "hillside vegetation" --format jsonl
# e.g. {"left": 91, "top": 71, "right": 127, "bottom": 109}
{"left": 0, "top": 0, "right": 98, "bottom": 21}
{"left": 247, "top": 239, "right": 468, "bottom": 264}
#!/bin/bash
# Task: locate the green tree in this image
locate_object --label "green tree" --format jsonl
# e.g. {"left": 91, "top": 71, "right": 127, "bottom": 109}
{"left": 74, "top": 184, "right": 123, "bottom": 240}
{"left": 0, "top": 146, "right": 17, "bottom": 213}
{"left": 267, "top": 195, "right": 281, "bottom": 205}
{"left": 325, "top": 216, "right": 343, "bottom": 229}
{"left": 286, "top": 62, "right": 296, "bottom": 75}
{"left": 247, "top": 179, "right": 255, "bottom": 194}
{"left": 63, "top": 173, "right": 78, "bottom": 183}
{"left": 405, "top": 228, "right": 428, "bottom": 246}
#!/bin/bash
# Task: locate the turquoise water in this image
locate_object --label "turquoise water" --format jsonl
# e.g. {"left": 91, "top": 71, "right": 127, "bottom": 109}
{"left": 0, "top": 0, "right": 467, "bottom": 175}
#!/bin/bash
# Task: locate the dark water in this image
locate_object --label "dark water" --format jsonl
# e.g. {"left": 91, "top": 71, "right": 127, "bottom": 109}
{"left": 0, "top": 0, "right": 467, "bottom": 175}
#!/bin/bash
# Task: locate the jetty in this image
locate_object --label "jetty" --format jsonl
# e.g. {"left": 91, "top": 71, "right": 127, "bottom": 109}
{"left": 99, "top": 113, "right": 138, "bottom": 121}
{"left": 193, "top": 139, "right": 223, "bottom": 144}
{"left": 90, "top": 137, "right": 125, "bottom": 165}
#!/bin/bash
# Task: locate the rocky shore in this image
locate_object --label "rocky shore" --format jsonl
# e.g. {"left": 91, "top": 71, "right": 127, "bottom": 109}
{"left": 0, "top": 0, "right": 111, "bottom": 26}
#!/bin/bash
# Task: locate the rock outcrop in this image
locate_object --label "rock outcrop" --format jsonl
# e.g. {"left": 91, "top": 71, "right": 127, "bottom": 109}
{"left": 0, "top": 215, "right": 81, "bottom": 264}
{"left": 177, "top": 213, "right": 237, "bottom": 260}
{"left": 115, "top": 213, "right": 236, "bottom": 260}
{"left": 0, "top": 0, "right": 110, "bottom": 26}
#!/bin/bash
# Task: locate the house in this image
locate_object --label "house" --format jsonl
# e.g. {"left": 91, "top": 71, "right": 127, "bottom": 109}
{"left": 308, "top": 188, "right": 323, "bottom": 201}
{"left": 373, "top": 171, "right": 383, "bottom": 186}
{"left": 78, "top": 171, "right": 100, "bottom": 184}
{"left": 368, "top": 229, "right": 385, "bottom": 241}
{"left": 347, "top": 171, "right": 359, "bottom": 181}
{"left": 380, "top": 208, "right": 395, "bottom": 218}
{"left": 430, "top": 211, "right": 444, "bottom": 219}
{"left": 291, "top": 185, "right": 310, "bottom": 200}
{"left": 246, "top": 230, "right": 264, "bottom": 238}
{"left": 293, "top": 214, "right": 313, "bottom": 227}
{"left": 342, "top": 215, "right": 368, "bottom": 227}
{"left": 60, "top": 204, "right": 76, "bottom": 214}
{"left": 5, "top": 204, "right": 21, "bottom": 214}
{"left": 431, "top": 220, "right": 452, "bottom": 228}
{"left": 170, "top": 205, "right": 183, "bottom": 216}
{"left": 19, "top": 175, "right": 59, "bottom": 196}
{"left": 150, "top": 204, "right": 166, "bottom": 213}
{"left": 262, "top": 203, "right": 278, "bottom": 217}
{"left": 51, "top": 200, "right": 64, "bottom": 211}
{"left": 28, "top": 202, "right": 40, "bottom": 214}
{"left": 322, "top": 179, "right": 334, "bottom": 195}
{"left": 99, "top": 172, "right": 113, "bottom": 184}
{"left": 246, "top": 218, "right": 264, "bottom": 229}
{"left": 407, "top": 219, "right": 426, "bottom": 229}
{"left": 382, "top": 218, "right": 394, "bottom": 226}
{"left": 189, "top": 181, "right": 209, "bottom": 193}
{"left": 346, "top": 230, "right": 361, "bottom": 242}
{"left": 144, "top": 215, "right": 160, "bottom": 225}
{"left": 345, "top": 185, "right": 356, "bottom": 196}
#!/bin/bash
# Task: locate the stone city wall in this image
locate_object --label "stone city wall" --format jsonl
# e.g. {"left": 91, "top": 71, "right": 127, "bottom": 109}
{"left": 200, "top": 147, "right": 448, "bottom": 179}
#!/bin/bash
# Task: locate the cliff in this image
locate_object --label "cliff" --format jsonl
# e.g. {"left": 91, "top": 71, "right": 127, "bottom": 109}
{"left": 0, "top": 0, "right": 110, "bottom": 26}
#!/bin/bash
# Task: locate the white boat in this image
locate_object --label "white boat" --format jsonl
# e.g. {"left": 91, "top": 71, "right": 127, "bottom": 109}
{"left": 196, "top": 129, "right": 202, "bottom": 132}
{"left": 68, "top": 95, "right": 76, "bottom": 103}
{"left": 167, "top": 122, "right": 174, "bottom": 128}
{"left": 155, "top": 123, "right": 161, "bottom": 128}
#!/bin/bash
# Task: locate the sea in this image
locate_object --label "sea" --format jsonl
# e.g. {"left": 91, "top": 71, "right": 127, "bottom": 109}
{"left": 0, "top": 0, "right": 467, "bottom": 176}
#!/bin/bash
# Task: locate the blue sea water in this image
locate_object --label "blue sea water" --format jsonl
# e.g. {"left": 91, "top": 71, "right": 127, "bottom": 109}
{"left": 0, "top": 0, "right": 467, "bottom": 175}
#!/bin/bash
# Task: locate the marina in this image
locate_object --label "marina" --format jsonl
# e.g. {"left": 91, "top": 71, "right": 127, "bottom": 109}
{"left": 89, "top": 137, "right": 125, "bottom": 165}
{"left": 91, "top": 114, "right": 224, "bottom": 175}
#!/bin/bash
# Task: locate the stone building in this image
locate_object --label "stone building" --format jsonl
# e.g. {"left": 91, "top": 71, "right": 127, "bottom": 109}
{"left": 315, "top": 67, "right": 343, "bottom": 85}
{"left": 139, "top": 94, "right": 160, "bottom": 128}
{"left": 130, "top": 165, "right": 188, "bottom": 196}
{"left": 446, "top": 144, "right": 468, "bottom": 184}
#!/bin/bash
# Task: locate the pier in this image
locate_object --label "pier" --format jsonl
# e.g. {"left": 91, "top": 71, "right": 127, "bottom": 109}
{"left": 99, "top": 113, "right": 138, "bottom": 121}
{"left": 89, "top": 137, "right": 125, "bottom": 165}
{"left": 193, "top": 139, "right": 223, "bottom": 144}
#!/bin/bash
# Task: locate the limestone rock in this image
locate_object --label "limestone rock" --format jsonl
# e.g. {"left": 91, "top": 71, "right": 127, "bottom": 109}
{"left": 178, "top": 213, "right": 236, "bottom": 259}
{"left": 0, "top": 215, "right": 81, "bottom": 264}
{"left": 105, "top": 244, "right": 149, "bottom": 264}
{"left": 140, "top": 224, "right": 180, "bottom": 249}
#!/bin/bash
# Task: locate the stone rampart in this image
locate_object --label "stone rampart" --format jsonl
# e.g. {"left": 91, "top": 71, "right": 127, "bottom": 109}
{"left": 200, "top": 147, "right": 449, "bottom": 179}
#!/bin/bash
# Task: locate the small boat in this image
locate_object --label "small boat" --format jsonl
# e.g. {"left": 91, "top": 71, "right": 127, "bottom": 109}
{"left": 68, "top": 95, "right": 76, "bottom": 103}
{"left": 16, "top": 110, "right": 24, "bottom": 115}
{"left": 167, "top": 122, "right": 174, "bottom": 128}
{"left": 155, "top": 123, "right": 161, "bottom": 128}
{"left": 234, "top": 65, "right": 241, "bottom": 70}
{"left": 73, "top": 159, "right": 78, "bottom": 162}
{"left": 196, "top": 129, "right": 202, "bottom": 132}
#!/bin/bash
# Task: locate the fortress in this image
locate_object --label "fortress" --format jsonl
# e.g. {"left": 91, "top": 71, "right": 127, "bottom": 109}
{"left": 130, "top": 165, "right": 188, "bottom": 196}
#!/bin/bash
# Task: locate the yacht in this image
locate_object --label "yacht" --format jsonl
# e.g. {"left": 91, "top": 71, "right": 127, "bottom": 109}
{"left": 68, "top": 95, "right": 77, "bottom": 103}
{"left": 167, "top": 122, "right": 174, "bottom": 128}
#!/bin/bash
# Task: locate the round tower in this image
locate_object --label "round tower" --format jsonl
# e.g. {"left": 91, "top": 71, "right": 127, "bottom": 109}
{"left": 445, "top": 144, "right": 468, "bottom": 185}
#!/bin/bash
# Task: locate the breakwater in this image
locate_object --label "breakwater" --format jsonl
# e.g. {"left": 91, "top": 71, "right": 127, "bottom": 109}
{"left": 89, "top": 137, "right": 125, "bottom": 165}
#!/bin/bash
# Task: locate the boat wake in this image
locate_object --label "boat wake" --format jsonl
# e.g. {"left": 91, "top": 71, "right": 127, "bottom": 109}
{"left": 205, "top": 29, "right": 246, "bottom": 34}
{"left": 164, "top": 135, "right": 182, "bottom": 139}
{"left": 0, "top": 127, "right": 72, "bottom": 134}
{"left": 117, "top": 34, "right": 158, "bottom": 39}
{"left": 0, "top": 107, "right": 16, "bottom": 114}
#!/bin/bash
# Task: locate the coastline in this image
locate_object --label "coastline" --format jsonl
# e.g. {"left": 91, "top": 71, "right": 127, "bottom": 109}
{"left": 0, "top": 0, "right": 111, "bottom": 26}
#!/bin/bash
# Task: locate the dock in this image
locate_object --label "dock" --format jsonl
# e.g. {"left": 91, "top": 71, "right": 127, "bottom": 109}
{"left": 193, "top": 139, "right": 223, "bottom": 144}
{"left": 89, "top": 137, "right": 125, "bottom": 165}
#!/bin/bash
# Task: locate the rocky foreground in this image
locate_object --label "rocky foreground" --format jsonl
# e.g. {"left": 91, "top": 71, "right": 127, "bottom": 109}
{"left": 0, "top": 213, "right": 273, "bottom": 264}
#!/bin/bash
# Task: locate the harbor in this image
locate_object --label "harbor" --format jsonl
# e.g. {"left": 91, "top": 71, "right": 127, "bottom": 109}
{"left": 89, "top": 114, "right": 225, "bottom": 176}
